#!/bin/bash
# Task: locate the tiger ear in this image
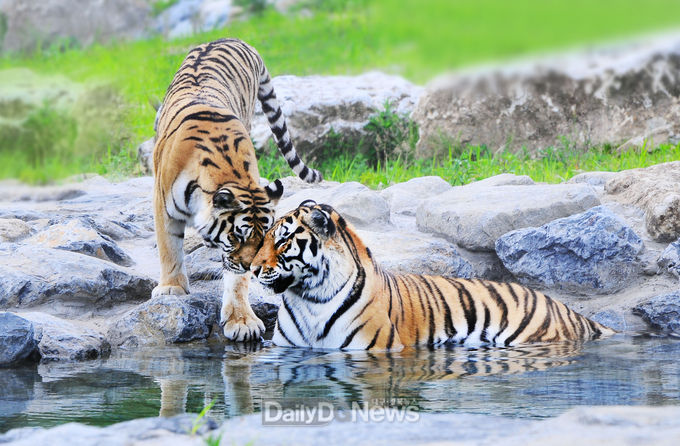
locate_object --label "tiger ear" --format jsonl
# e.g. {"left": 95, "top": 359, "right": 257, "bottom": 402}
{"left": 299, "top": 199, "right": 317, "bottom": 208}
{"left": 213, "top": 189, "right": 238, "bottom": 210}
{"left": 265, "top": 179, "right": 284, "bottom": 205}
{"left": 307, "top": 208, "right": 336, "bottom": 238}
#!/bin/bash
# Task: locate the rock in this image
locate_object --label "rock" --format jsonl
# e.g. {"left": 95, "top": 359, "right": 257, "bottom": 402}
{"left": 137, "top": 136, "right": 155, "bottom": 175}
{"left": 250, "top": 72, "right": 423, "bottom": 159}
{"left": 106, "top": 294, "right": 219, "bottom": 348}
{"left": 252, "top": 302, "right": 279, "bottom": 334}
{"left": 495, "top": 206, "right": 644, "bottom": 294}
{"left": 416, "top": 180, "right": 600, "bottom": 251}
{"left": 185, "top": 246, "right": 223, "bottom": 281}
{"left": 20, "top": 312, "right": 110, "bottom": 361}
{"left": 0, "top": 312, "right": 39, "bottom": 366}
{"left": 658, "top": 239, "right": 680, "bottom": 278}
{"left": 0, "top": 217, "right": 31, "bottom": 242}
{"left": 604, "top": 161, "right": 680, "bottom": 242}
{"left": 357, "top": 229, "right": 472, "bottom": 278}
{"left": 379, "top": 176, "right": 452, "bottom": 216}
{"left": 568, "top": 171, "right": 619, "bottom": 187}
{"left": 412, "top": 36, "right": 680, "bottom": 158}
{"left": 0, "top": 0, "right": 150, "bottom": 52}
{"left": 154, "top": 0, "right": 234, "bottom": 38}
{"left": 277, "top": 181, "right": 390, "bottom": 228}
{"left": 633, "top": 291, "right": 680, "bottom": 334}
{"left": 24, "top": 217, "right": 133, "bottom": 266}
{"left": 0, "top": 414, "right": 214, "bottom": 446}
{"left": 590, "top": 309, "right": 628, "bottom": 332}
{"left": 0, "top": 244, "right": 156, "bottom": 311}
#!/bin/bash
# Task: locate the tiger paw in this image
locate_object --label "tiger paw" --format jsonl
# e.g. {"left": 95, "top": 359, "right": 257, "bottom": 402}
{"left": 221, "top": 308, "right": 265, "bottom": 342}
{"left": 152, "top": 284, "right": 188, "bottom": 298}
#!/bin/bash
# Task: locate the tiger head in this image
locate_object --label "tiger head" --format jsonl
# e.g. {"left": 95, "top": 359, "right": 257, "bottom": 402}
{"left": 194, "top": 179, "right": 284, "bottom": 273}
{"left": 251, "top": 200, "right": 363, "bottom": 302}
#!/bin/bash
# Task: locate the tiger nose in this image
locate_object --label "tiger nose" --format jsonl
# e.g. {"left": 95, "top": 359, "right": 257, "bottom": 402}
{"left": 251, "top": 265, "right": 262, "bottom": 278}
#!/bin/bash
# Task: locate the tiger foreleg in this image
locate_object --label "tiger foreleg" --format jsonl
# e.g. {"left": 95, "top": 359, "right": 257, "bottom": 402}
{"left": 220, "top": 271, "right": 265, "bottom": 342}
{"left": 153, "top": 191, "right": 190, "bottom": 297}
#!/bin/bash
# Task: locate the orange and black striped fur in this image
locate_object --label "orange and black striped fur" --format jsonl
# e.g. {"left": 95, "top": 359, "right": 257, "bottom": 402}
{"left": 251, "top": 201, "right": 616, "bottom": 351}
{"left": 152, "top": 38, "right": 320, "bottom": 342}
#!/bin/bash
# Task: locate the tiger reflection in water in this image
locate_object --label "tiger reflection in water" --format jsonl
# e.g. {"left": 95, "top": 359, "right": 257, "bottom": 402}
{"left": 156, "top": 341, "right": 583, "bottom": 417}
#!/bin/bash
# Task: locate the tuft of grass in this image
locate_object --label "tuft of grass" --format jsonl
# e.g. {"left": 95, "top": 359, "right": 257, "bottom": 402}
{"left": 190, "top": 399, "right": 216, "bottom": 436}
{"left": 203, "top": 434, "right": 223, "bottom": 446}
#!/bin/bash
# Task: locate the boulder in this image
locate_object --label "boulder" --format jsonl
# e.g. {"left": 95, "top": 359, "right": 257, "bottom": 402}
{"left": 412, "top": 37, "right": 680, "bottom": 158}
{"left": 24, "top": 217, "right": 133, "bottom": 266}
{"left": 658, "top": 239, "right": 680, "bottom": 278}
{"left": 154, "top": 0, "right": 234, "bottom": 38}
{"left": 633, "top": 291, "right": 680, "bottom": 334}
{"left": 106, "top": 294, "right": 219, "bottom": 349}
{"left": 0, "top": 0, "right": 150, "bottom": 52}
{"left": 495, "top": 206, "right": 644, "bottom": 294}
{"left": 357, "top": 229, "right": 472, "bottom": 278}
{"left": 250, "top": 72, "right": 423, "bottom": 159}
{"left": 416, "top": 180, "right": 599, "bottom": 251}
{"left": 21, "top": 312, "right": 110, "bottom": 361}
{"left": 604, "top": 161, "right": 680, "bottom": 242}
{"left": 0, "top": 312, "right": 38, "bottom": 366}
{"left": 379, "top": 176, "right": 452, "bottom": 216}
{"left": 277, "top": 181, "right": 390, "bottom": 228}
{"left": 0, "top": 244, "right": 155, "bottom": 310}
{"left": 0, "top": 217, "right": 31, "bottom": 242}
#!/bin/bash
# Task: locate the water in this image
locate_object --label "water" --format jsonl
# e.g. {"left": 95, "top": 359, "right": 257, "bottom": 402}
{"left": 1, "top": 334, "right": 679, "bottom": 433}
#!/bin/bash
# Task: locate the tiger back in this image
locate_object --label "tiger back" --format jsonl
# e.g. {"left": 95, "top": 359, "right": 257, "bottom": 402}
{"left": 152, "top": 38, "right": 320, "bottom": 342}
{"left": 250, "top": 201, "right": 616, "bottom": 351}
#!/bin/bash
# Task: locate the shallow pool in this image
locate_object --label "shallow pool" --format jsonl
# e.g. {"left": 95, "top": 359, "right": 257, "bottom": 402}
{"left": 2, "top": 334, "right": 679, "bottom": 432}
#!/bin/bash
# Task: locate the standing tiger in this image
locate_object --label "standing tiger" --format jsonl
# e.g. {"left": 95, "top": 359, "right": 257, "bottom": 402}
{"left": 250, "top": 201, "right": 616, "bottom": 351}
{"left": 152, "top": 38, "right": 321, "bottom": 342}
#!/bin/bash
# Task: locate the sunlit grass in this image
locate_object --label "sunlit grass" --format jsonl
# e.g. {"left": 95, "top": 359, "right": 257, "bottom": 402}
{"left": 258, "top": 142, "right": 680, "bottom": 189}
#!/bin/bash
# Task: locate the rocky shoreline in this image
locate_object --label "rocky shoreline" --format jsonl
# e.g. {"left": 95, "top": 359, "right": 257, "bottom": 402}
{"left": 1, "top": 161, "right": 679, "bottom": 366}
{"left": 2, "top": 406, "right": 680, "bottom": 445}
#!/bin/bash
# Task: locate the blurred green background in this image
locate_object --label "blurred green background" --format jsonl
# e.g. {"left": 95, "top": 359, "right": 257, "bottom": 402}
{"left": 2, "top": 0, "right": 680, "bottom": 185}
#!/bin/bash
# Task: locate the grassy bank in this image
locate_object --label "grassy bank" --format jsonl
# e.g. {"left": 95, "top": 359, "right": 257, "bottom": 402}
{"left": 1, "top": 0, "right": 680, "bottom": 184}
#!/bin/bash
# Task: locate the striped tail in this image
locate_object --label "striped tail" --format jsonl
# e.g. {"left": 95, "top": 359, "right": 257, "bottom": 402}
{"left": 258, "top": 68, "right": 322, "bottom": 183}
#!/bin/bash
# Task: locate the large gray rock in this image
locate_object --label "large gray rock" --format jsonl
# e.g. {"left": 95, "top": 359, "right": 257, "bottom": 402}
{"left": 496, "top": 206, "right": 644, "bottom": 294}
{"left": 0, "top": 0, "right": 150, "bottom": 52}
{"left": 416, "top": 180, "right": 599, "bottom": 251}
{"left": 25, "top": 217, "right": 133, "bottom": 266}
{"left": 604, "top": 161, "right": 680, "bottom": 242}
{"left": 251, "top": 72, "right": 423, "bottom": 159}
{"left": 412, "top": 35, "right": 680, "bottom": 158}
{"left": 154, "top": 0, "right": 234, "bottom": 38}
{"left": 0, "top": 312, "right": 38, "bottom": 366}
{"left": 0, "top": 244, "right": 155, "bottom": 310}
{"left": 277, "top": 181, "right": 390, "bottom": 228}
{"left": 106, "top": 294, "right": 219, "bottom": 349}
{"left": 21, "top": 312, "right": 110, "bottom": 361}
{"left": 379, "top": 176, "right": 452, "bottom": 216}
{"left": 658, "top": 239, "right": 680, "bottom": 278}
{"left": 357, "top": 229, "right": 472, "bottom": 278}
{"left": 633, "top": 291, "right": 680, "bottom": 334}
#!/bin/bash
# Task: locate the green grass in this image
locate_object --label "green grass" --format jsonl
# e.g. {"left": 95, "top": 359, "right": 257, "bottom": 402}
{"left": 258, "top": 140, "right": 680, "bottom": 189}
{"left": 1, "top": 0, "right": 680, "bottom": 184}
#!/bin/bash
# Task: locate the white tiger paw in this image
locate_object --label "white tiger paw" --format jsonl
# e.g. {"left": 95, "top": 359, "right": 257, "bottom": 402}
{"left": 221, "top": 308, "right": 265, "bottom": 342}
{"left": 152, "top": 284, "right": 188, "bottom": 298}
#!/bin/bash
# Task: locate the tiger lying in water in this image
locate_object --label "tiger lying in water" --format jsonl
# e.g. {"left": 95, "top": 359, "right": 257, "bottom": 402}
{"left": 250, "top": 201, "right": 616, "bottom": 351}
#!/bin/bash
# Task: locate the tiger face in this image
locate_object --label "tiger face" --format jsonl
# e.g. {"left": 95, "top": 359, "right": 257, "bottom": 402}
{"left": 194, "top": 181, "right": 282, "bottom": 273}
{"left": 251, "top": 200, "right": 355, "bottom": 301}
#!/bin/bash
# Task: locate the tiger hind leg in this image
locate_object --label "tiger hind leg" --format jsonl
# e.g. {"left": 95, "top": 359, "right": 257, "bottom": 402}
{"left": 221, "top": 270, "right": 265, "bottom": 342}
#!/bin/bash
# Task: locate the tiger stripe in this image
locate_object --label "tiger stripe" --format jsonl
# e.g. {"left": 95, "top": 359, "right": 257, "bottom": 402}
{"left": 251, "top": 202, "right": 617, "bottom": 351}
